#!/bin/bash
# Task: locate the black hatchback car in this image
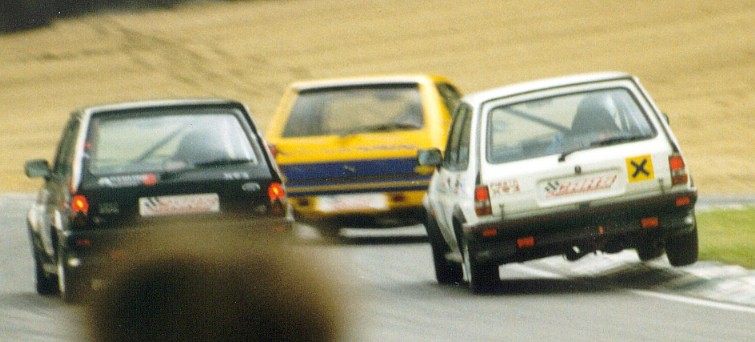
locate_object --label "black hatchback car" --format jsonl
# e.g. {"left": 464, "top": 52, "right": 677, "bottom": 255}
{"left": 25, "top": 99, "right": 293, "bottom": 302}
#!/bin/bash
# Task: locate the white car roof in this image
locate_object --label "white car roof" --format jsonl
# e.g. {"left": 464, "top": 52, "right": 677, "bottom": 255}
{"left": 463, "top": 72, "right": 634, "bottom": 107}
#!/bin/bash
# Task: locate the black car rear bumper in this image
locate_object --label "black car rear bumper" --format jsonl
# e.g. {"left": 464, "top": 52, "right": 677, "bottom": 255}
{"left": 463, "top": 191, "right": 697, "bottom": 265}
{"left": 59, "top": 215, "right": 293, "bottom": 272}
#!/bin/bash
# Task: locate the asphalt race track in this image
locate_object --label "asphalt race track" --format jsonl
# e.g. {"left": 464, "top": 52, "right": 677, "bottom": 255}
{"left": 1, "top": 194, "right": 753, "bottom": 341}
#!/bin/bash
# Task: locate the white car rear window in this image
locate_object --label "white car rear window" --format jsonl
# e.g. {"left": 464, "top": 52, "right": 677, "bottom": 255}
{"left": 487, "top": 88, "right": 655, "bottom": 164}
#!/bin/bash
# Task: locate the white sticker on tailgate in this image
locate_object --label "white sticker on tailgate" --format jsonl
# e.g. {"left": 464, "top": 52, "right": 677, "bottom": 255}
{"left": 316, "top": 193, "right": 388, "bottom": 213}
{"left": 139, "top": 193, "right": 220, "bottom": 217}
{"left": 540, "top": 172, "right": 618, "bottom": 199}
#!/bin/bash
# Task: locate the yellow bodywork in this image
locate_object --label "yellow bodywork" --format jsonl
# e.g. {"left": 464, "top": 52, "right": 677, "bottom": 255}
{"left": 266, "top": 74, "right": 460, "bottom": 221}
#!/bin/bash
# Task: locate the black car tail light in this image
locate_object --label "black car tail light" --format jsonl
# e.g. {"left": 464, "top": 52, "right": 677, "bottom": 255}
{"left": 268, "top": 182, "right": 285, "bottom": 201}
{"left": 268, "top": 182, "right": 287, "bottom": 216}
{"left": 75, "top": 238, "right": 93, "bottom": 248}
{"left": 71, "top": 194, "right": 89, "bottom": 213}
{"left": 69, "top": 194, "right": 90, "bottom": 227}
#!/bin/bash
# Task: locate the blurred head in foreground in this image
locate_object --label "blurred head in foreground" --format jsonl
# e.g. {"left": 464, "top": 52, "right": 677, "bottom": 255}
{"left": 87, "top": 229, "right": 344, "bottom": 342}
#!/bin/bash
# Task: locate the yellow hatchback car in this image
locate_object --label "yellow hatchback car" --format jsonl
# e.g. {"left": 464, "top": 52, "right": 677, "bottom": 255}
{"left": 266, "top": 75, "right": 461, "bottom": 236}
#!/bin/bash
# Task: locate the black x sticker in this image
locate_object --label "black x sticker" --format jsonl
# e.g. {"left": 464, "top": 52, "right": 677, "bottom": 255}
{"left": 631, "top": 159, "right": 649, "bottom": 178}
{"left": 626, "top": 155, "right": 654, "bottom": 182}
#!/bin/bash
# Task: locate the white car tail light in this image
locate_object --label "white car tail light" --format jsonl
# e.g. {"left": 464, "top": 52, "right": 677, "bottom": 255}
{"left": 669, "top": 153, "right": 688, "bottom": 186}
{"left": 474, "top": 185, "right": 492, "bottom": 216}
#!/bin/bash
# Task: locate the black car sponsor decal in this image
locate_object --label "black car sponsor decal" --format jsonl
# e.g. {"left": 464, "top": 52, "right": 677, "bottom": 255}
{"left": 98, "top": 173, "right": 159, "bottom": 188}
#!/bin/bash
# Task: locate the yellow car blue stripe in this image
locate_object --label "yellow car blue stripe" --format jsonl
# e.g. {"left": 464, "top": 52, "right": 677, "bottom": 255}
{"left": 281, "top": 157, "right": 430, "bottom": 196}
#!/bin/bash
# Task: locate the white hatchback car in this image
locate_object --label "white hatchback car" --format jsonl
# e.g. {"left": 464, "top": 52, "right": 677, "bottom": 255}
{"left": 418, "top": 72, "right": 698, "bottom": 293}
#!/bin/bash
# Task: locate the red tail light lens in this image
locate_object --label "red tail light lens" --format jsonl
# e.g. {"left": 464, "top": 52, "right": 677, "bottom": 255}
{"left": 69, "top": 194, "right": 90, "bottom": 227}
{"left": 71, "top": 194, "right": 89, "bottom": 213}
{"left": 517, "top": 236, "right": 535, "bottom": 249}
{"left": 75, "top": 238, "right": 93, "bottom": 248}
{"left": 268, "top": 182, "right": 286, "bottom": 201}
{"left": 675, "top": 196, "right": 691, "bottom": 207}
{"left": 267, "top": 182, "right": 287, "bottom": 217}
{"left": 669, "top": 153, "right": 688, "bottom": 186}
{"left": 474, "top": 185, "right": 492, "bottom": 216}
{"left": 641, "top": 217, "right": 659, "bottom": 229}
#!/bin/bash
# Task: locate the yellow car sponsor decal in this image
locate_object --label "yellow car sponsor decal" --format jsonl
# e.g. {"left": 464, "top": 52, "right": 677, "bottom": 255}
{"left": 626, "top": 154, "right": 654, "bottom": 182}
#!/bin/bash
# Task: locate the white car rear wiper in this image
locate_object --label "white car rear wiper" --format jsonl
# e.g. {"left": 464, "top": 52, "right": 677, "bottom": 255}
{"left": 558, "top": 146, "right": 591, "bottom": 162}
{"left": 589, "top": 135, "right": 650, "bottom": 147}
{"left": 559, "top": 135, "right": 650, "bottom": 162}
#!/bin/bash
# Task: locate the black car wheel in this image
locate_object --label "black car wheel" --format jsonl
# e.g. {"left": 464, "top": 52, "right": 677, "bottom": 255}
{"left": 666, "top": 225, "right": 699, "bottom": 267}
{"left": 462, "top": 238, "right": 499, "bottom": 294}
{"left": 57, "top": 248, "right": 84, "bottom": 303}
{"left": 34, "top": 252, "right": 59, "bottom": 295}
{"left": 425, "top": 213, "right": 462, "bottom": 284}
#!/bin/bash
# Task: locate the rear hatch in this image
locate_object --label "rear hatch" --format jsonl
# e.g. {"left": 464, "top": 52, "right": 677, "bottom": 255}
{"left": 272, "top": 82, "right": 435, "bottom": 197}
{"left": 480, "top": 85, "right": 675, "bottom": 219}
{"left": 76, "top": 104, "right": 285, "bottom": 231}
{"left": 274, "top": 132, "right": 430, "bottom": 196}
{"left": 484, "top": 140, "right": 674, "bottom": 219}
{"left": 78, "top": 164, "right": 278, "bottom": 230}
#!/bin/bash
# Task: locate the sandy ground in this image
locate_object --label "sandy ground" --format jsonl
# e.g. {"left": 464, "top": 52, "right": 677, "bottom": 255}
{"left": 0, "top": 0, "right": 752, "bottom": 194}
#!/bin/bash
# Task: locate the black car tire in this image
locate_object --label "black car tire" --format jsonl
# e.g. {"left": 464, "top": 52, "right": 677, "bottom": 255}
{"left": 636, "top": 238, "right": 664, "bottom": 262}
{"left": 666, "top": 225, "right": 699, "bottom": 267}
{"left": 57, "top": 249, "right": 84, "bottom": 303}
{"left": 425, "top": 213, "right": 462, "bottom": 284}
{"left": 462, "top": 238, "right": 499, "bottom": 294}
{"left": 34, "top": 252, "right": 59, "bottom": 295}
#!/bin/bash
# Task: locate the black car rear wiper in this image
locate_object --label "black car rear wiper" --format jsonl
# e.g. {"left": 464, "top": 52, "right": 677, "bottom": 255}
{"left": 340, "top": 122, "right": 420, "bottom": 136}
{"left": 161, "top": 159, "right": 255, "bottom": 180}
{"left": 192, "top": 159, "right": 256, "bottom": 168}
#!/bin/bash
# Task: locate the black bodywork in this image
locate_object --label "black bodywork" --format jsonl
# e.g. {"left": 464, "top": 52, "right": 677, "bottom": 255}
{"left": 25, "top": 99, "right": 292, "bottom": 302}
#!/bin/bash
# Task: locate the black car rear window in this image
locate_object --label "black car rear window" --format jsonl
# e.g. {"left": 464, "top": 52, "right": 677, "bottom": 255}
{"left": 86, "top": 108, "right": 261, "bottom": 175}
{"left": 282, "top": 83, "right": 423, "bottom": 137}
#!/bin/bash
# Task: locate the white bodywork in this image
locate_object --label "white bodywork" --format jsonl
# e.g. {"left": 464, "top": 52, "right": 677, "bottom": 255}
{"left": 425, "top": 72, "right": 694, "bottom": 254}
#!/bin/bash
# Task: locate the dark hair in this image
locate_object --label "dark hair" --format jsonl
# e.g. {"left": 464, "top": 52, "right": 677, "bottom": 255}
{"left": 87, "top": 230, "right": 344, "bottom": 342}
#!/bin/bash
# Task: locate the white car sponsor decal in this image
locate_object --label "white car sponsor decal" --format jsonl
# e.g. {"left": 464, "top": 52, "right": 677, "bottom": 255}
{"left": 490, "top": 179, "right": 521, "bottom": 195}
{"left": 139, "top": 193, "right": 220, "bottom": 217}
{"left": 541, "top": 172, "right": 618, "bottom": 199}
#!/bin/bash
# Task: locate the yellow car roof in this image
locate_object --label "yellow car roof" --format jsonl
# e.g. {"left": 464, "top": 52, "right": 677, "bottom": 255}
{"left": 289, "top": 74, "right": 454, "bottom": 91}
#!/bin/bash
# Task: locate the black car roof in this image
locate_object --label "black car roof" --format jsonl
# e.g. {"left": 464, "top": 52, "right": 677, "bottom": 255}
{"left": 71, "top": 99, "right": 248, "bottom": 119}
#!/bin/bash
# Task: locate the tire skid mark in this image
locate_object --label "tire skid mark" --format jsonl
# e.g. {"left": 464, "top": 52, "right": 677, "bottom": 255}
{"left": 84, "top": 16, "right": 305, "bottom": 102}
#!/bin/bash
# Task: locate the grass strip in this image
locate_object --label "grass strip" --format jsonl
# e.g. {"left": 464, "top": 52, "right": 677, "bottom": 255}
{"left": 697, "top": 206, "right": 754, "bottom": 269}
